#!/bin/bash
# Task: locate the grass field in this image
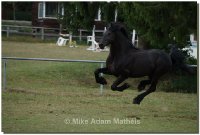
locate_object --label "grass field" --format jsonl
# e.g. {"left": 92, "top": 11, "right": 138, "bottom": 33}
{"left": 2, "top": 41, "right": 198, "bottom": 133}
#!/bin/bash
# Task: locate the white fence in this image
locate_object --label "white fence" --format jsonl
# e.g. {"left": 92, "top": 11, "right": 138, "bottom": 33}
{"left": 79, "top": 29, "right": 105, "bottom": 42}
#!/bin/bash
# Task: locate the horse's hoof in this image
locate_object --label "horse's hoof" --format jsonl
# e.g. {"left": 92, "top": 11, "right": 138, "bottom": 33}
{"left": 124, "top": 83, "right": 130, "bottom": 89}
{"left": 133, "top": 99, "right": 140, "bottom": 104}
{"left": 98, "top": 77, "right": 107, "bottom": 85}
{"left": 118, "top": 83, "right": 130, "bottom": 92}
{"left": 133, "top": 97, "right": 142, "bottom": 105}
{"left": 111, "top": 83, "right": 129, "bottom": 92}
{"left": 111, "top": 86, "right": 122, "bottom": 92}
{"left": 111, "top": 85, "right": 117, "bottom": 91}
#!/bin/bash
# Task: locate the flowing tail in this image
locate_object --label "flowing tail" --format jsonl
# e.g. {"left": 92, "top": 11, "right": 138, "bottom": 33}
{"left": 169, "top": 44, "right": 194, "bottom": 74}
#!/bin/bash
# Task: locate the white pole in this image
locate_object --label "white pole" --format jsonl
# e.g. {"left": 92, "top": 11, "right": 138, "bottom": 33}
{"left": 3, "top": 60, "right": 7, "bottom": 90}
{"left": 190, "top": 34, "right": 194, "bottom": 43}
{"left": 98, "top": 8, "right": 101, "bottom": 21}
{"left": 132, "top": 29, "right": 136, "bottom": 45}
{"left": 100, "top": 62, "right": 104, "bottom": 95}
{"left": 92, "top": 25, "right": 95, "bottom": 50}
{"left": 114, "top": 8, "right": 118, "bottom": 22}
{"left": 69, "top": 32, "right": 72, "bottom": 47}
{"left": 104, "top": 27, "right": 107, "bottom": 33}
{"left": 41, "top": 27, "right": 44, "bottom": 40}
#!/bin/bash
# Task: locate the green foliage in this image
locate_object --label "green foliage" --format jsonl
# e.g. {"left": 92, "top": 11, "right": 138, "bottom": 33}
{"left": 101, "top": 2, "right": 118, "bottom": 23}
{"left": 2, "top": 2, "right": 32, "bottom": 21}
{"left": 159, "top": 73, "right": 197, "bottom": 93}
{"left": 60, "top": 2, "right": 100, "bottom": 33}
{"left": 60, "top": 2, "right": 197, "bottom": 49}
{"left": 119, "top": 2, "right": 197, "bottom": 49}
{"left": 186, "top": 57, "right": 197, "bottom": 65}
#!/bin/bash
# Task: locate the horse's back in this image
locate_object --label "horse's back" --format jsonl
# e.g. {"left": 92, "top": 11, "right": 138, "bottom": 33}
{"left": 142, "top": 49, "right": 172, "bottom": 70}
{"left": 148, "top": 49, "right": 172, "bottom": 70}
{"left": 126, "top": 49, "right": 172, "bottom": 77}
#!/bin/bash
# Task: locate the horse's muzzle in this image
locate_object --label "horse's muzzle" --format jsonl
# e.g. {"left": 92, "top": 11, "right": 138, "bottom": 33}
{"left": 99, "top": 43, "right": 105, "bottom": 49}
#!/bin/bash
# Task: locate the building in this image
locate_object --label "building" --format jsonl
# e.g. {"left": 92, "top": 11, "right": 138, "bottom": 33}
{"left": 32, "top": 2, "right": 107, "bottom": 30}
{"left": 32, "top": 2, "right": 62, "bottom": 28}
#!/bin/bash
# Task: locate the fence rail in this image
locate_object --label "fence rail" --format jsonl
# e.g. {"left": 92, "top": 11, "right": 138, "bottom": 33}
{"left": 2, "top": 57, "right": 197, "bottom": 94}
{"left": 2, "top": 57, "right": 106, "bottom": 94}
{"left": 2, "top": 25, "right": 60, "bottom": 40}
{"left": 2, "top": 57, "right": 106, "bottom": 63}
{"left": 2, "top": 25, "right": 105, "bottom": 41}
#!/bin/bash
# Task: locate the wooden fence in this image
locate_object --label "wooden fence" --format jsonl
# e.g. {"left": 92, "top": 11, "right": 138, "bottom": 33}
{"left": 2, "top": 25, "right": 105, "bottom": 41}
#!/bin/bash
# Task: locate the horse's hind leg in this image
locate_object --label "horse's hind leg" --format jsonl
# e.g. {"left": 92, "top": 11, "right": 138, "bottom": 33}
{"left": 133, "top": 67, "right": 168, "bottom": 104}
{"left": 133, "top": 77, "right": 158, "bottom": 104}
{"left": 137, "top": 79, "right": 151, "bottom": 91}
{"left": 111, "top": 75, "right": 130, "bottom": 92}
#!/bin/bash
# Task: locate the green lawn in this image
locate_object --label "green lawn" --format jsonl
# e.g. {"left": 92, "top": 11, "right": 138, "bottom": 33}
{"left": 2, "top": 41, "right": 198, "bottom": 133}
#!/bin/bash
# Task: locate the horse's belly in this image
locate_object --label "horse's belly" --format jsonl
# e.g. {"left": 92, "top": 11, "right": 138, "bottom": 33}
{"left": 128, "top": 62, "right": 154, "bottom": 77}
{"left": 129, "top": 69, "right": 152, "bottom": 77}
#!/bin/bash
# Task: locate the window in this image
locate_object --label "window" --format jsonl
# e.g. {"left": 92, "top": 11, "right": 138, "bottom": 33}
{"left": 38, "top": 2, "right": 44, "bottom": 18}
{"left": 58, "top": 3, "right": 64, "bottom": 17}
{"left": 46, "top": 2, "right": 58, "bottom": 18}
{"left": 38, "top": 2, "right": 64, "bottom": 19}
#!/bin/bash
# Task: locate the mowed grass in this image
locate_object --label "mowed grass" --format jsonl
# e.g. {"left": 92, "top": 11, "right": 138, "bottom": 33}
{"left": 2, "top": 41, "right": 198, "bottom": 133}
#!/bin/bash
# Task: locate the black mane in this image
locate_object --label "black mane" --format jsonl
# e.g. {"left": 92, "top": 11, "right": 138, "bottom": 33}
{"left": 109, "top": 22, "right": 139, "bottom": 50}
{"left": 109, "top": 22, "right": 129, "bottom": 39}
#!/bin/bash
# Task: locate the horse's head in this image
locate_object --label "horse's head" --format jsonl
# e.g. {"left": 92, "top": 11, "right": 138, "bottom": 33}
{"left": 99, "top": 23, "right": 115, "bottom": 49}
{"left": 99, "top": 22, "right": 128, "bottom": 49}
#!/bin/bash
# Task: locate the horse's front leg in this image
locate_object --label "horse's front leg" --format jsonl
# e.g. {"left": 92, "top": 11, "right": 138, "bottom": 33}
{"left": 94, "top": 67, "right": 112, "bottom": 85}
{"left": 111, "top": 75, "right": 130, "bottom": 92}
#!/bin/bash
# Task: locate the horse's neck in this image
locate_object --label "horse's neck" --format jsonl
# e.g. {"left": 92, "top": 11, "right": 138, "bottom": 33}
{"left": 110, "top": 35, "right": 135, "bottom": 57}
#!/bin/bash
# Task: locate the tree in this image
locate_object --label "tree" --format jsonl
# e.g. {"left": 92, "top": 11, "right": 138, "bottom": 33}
{"left": 60, "top": 2, "right": 119, "bottom": 32}
{"left": 60, "top": 2, "right": 100, "bottom": 33}
{"left": 2, "top": 2, "right": 32, "bottom": 21}
{"left": 60, "top": 2, "right": 197, "bottom": 49}
{"left": 100, "top": 2, "right": 118, "bottom": 23}
{"left": 118, "top": 2, "right": 197, "bottom": 49}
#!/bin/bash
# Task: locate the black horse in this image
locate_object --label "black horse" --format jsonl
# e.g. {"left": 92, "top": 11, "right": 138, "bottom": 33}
{"left": 94, "top": 22, "right": 190, "bottom": 104}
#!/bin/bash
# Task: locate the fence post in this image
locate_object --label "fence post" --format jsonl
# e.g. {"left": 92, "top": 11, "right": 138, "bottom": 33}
{"left": 100, "top": 62, "right": 104, "bottom": 95}
{"left": 7, "top": 26, "right": 10, "bottom": 38}
{"left": 79, "top": 30, "right": 82, "bottom": 41}
{"left": 3, "top": 60, "right": 7, "bottom": 90}
{"left": 69, "top": 32, "right": 72, "bottom": 47}
{"left": 41, "top": 27, "right": 44, "bottom": 40}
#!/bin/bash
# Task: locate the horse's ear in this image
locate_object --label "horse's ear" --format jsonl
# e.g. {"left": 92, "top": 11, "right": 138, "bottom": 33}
{"left": 108, "top": 22, "right": 115, "bottom": 31}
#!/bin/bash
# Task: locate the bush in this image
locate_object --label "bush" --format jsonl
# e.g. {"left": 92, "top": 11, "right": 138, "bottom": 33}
{"left": 186, "top": 57, "right": 197, "bottom": 65}
{"left": 159, "top": 71, "right": 197, "bottom": 93}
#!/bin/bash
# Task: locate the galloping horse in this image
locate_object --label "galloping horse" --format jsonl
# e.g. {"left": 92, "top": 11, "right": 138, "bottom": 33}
{"left": 94, "top": 22, "right": 189, "bottom": 104}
